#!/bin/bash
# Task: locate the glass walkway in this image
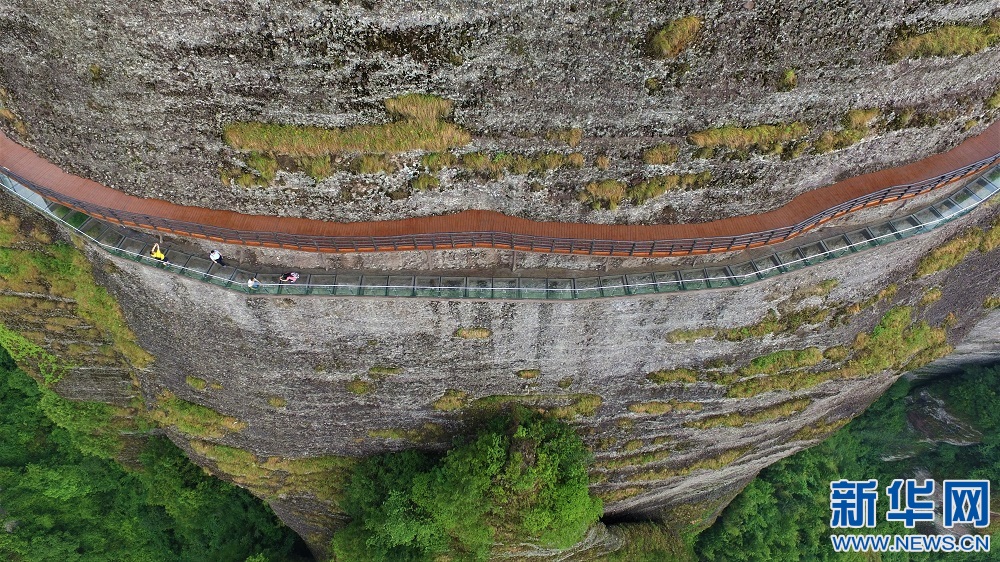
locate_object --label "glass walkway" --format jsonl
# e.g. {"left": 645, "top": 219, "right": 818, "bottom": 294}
{"left": 2, "top": 165, "right": 999, "bottom": 300}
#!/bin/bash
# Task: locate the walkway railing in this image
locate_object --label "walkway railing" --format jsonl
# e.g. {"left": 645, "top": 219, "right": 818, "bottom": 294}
{"left": 2, "top": 165, "right": 999, "bottom": 299}
{"left": 1, "top": 150, "right": 998, "bottom": 256}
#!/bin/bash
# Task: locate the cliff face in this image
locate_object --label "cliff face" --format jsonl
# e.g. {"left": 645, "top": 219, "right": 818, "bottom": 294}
{"left": 0, "top": 1, "right": 998, "bottom": 224}
{"left": 3, "top": 1, "right": 1000, "bottom": 559}
{"left": 22, "top": 190, "right": 986, "bottom": 557}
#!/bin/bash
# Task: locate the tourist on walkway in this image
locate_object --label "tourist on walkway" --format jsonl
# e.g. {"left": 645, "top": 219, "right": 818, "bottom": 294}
{"left": 150, "top": 243, "right": 168, "bottom": 263}
{"left": 247, "top": 277, "right": 261, "bottom": 290}
{"left": 279, "top": 272, "right": 300, "bottom": 283}
{"left": 209, "top": 249, "right": 226, "bottom": 266}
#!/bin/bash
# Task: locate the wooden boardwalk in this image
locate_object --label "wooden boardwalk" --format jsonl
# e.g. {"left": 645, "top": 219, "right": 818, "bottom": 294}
{"left": 1, "top": 122, "right": 998, "bottom": 256}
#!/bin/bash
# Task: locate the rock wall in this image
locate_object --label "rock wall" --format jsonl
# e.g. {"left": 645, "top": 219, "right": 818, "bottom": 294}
{"left": 58, "top": 190, "right": 996, "bottom": 556}
{"left": 0, "top": 1, "right": 998, "bottom": 224}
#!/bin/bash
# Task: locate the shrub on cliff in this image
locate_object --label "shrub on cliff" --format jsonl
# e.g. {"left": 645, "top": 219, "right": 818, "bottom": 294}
{"left": 330, "top": 407, "right": 603, "bottom": 561}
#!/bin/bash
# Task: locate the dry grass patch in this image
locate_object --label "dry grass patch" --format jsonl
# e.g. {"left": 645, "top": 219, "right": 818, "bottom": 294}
{"left": 185, "top": 376, "right": 208, "bottom": 391}
{"left": 595, "top": 155, "right": 611, "bottom": 170}
{"left": 921, "top": 287, "right": 943, "bottom": 306}
{"left": 368, "top": 365, "right": 402, "bottom": 377}
{"left": 988, "top": 86, "right": 1000, "bottom": 110}
{"left": 628, "top": 400, "right": 702, "bottom": 415}
{"left": 432, "top": 389, "right": 468, "bottom": 411}
{"left": 583, "top": 180, "right": 627, "bottom": 209}
{"left": 149, "top": 391, "right": 247, "bottom": 439}
{"left": 597, "top": 448, "right": 675, "bottom": 470}
{"left": 685, "top": 398, "right": 811, "bottom": 429}
{"left": 411, "top": 173, "right": 439, "bottom": 191}
{"left": 665, "top": 327, "right": 717, "bottom": 343}
{"left": 642, "top": 143, "right": 680, "bottom": 165}
{"left": 792, "top": 418, "right": 849, "bottom": 441}
{"left": 267, "top": 396, "right": 288, "bottom": 408}
{"left": 888, "top": 19, "right": 1000, "bottom": 60}
{"left": 517, "top": 369, "right": 541, "bottom": 379}
{"left": 649, "top": 16, "right": 703, "bottom": 58}
{"left": 646, "top": 368, "right": 698, "bottom": 384}
{"left": 984, "top": 296, "right": 1000, "bottom": 309}
{"left": 346, "top": 377, "right": 375, "bottom": 395}
{"left": 688, "top": 122, "right": 809, "bottom": 151}
{"left": 546, "top": 127, "right": 583, "bottom": 147}
{"left": 917, "top": 229, "right": 985, "bottom": 276}
{"left": 628, "top": 447, "right": 750, "bottom": 481}
{"left": 597, "top": 487, "right": 647, "bottom": 503}
{"left": 368, "top": 422, "right": 445, "bottom": 442}
{"left": 778, "top": 68, "right": 797, "bottom": 91}
{"left": 454, "top": 327, "right": 492, "bottom": 339}
{"left": 472, "top": 393, "right": 602, "bottom": 418}
{"left": 223, "top": 94, "right": 470, "bottom": 156}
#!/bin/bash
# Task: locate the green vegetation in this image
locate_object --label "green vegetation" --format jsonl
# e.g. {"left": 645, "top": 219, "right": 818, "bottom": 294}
{"left": 642, "top": 143, "right": 680, "bottom": 165}
{"left": 603, "top": 521, "right": 696, "bottom": 562}
{"left": 191, "top": 440, "right": 355, "bottom": 507}
{"left": 628, "top": 400, "right": 702, "bottom": 415}
{"left": 224, "top": 94, "right": 470, "bottom": 157}
{"left": 596, "top": 447, "right": 675, "bottom": 470}
{"left": 346, "top": 377, "right": 375, "bottom": 395}
{"left": 728, "top": 307, "right": 951, "bottom": 398}
{"left": 917, "top": 218, "right": 1000, "bottom": 276}
{"left": 0, "top": 216, "right": 152, "bottom": 373}
{"left": 453, "top": 327, "right": 492, "bottom": 339}
{"left": 0, "top": 89, "right": 27, "bottom": 135}
{"left": 245, "top": 152, "right": 279, "bottom": 182}
{"left": 687, "top": 122, "right": 809, "bottom": 151}
{"left": 368, "top": 423, "right": 445, "bottom": 443}
{"left": 649, "top": 16, "right": 703, "bottom": 58}
{"left": 665, "top": 327, "right": 716, "bottom": 343}
{"left": 421, "top": 151, "right": 458, "bottom": 172}
{"left": 432, "top": 389, "right": 468, "bottom": 411}
{"left": 629, "top": 173, "right": 711, "bottom": 204}
{"left": 582, "top": 179, "right": 626, "bottom": 209}
{"left": 297, "top": 154, "right": 333, "bottom": 180}
{"left": 987, "top": 85, "right": 1000, "bottom": 110}
{"left": 410, "top": 173, "right": 439, "bottom": 191}
{"left": 368, "top": 365, "right": 402, "bottom": 376}
{"left": 738, "top": 348, "right": 823, "bottom": 377}
{"left": 267, "top": 396, "right": 287, "bottom": 408}
{"left": 582, "top": 172, "right": 711, "bottom": 209}
{"left": 0, "top": 350, "right": 303, "bottom": 561}
{"left": 984, "top": 295, "right": 1000, "bottom": 309}
{"left": 331, "top": 408, "right": 603, "bottom": 561}
{"left": 777, "top": 68, "right": 797, "bottom": 91}
{"left": 791, "top": 417, "right": 849, "bottom": 441}
{"left": 646, "top": 367, "right": 698, "bottom": 384}
{"left": 352, "top": 153, "right": 395, "bottom": 174}
{"left": 696, "top": 364, "right": 1000, "bottom": 561}
{"left": 718, "top": 307, "right": 828, "bottom": 342}
{"left": 472, "top": 393, "right": 602, "bottom": 418}
{"left": 685, "top": 399, "right": 811, "bottom": 429}
{"left": 629, "top": 447, "right": 750, "bottom": 482}
{"left": 888, "top": 19, "right": 1000, "bottom": 60}
{"left": 558, "top": 376, "right": 574, "bottom": 389}
{"left": 149, "top": 391, "right": 247, "bottom": 439}
{"left": 517, "top": 369, "right": 540, "bottom": 379}
{"left": 921, "top": 286, "right": 943, "bottom": 306}
{"left": 812, "top": 109, "right": 879, "bottom": 154}
{"left": 0, "top": 324, "right": 69, "bottom": 386}
{"left": 185, "top": 375, "right": 207, "bottom": 390}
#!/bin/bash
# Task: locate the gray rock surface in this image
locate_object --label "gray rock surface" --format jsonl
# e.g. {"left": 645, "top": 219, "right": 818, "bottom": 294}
{"left": 0, "top": 1, "right": 998, "bottom": 223}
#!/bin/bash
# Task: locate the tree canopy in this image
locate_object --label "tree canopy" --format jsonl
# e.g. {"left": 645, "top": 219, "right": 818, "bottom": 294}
{"left": 330, "top": 407, "right": 603, "bottom": 561}
{"left": 0, "top": 348, "right": 306, "bottom": 562}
